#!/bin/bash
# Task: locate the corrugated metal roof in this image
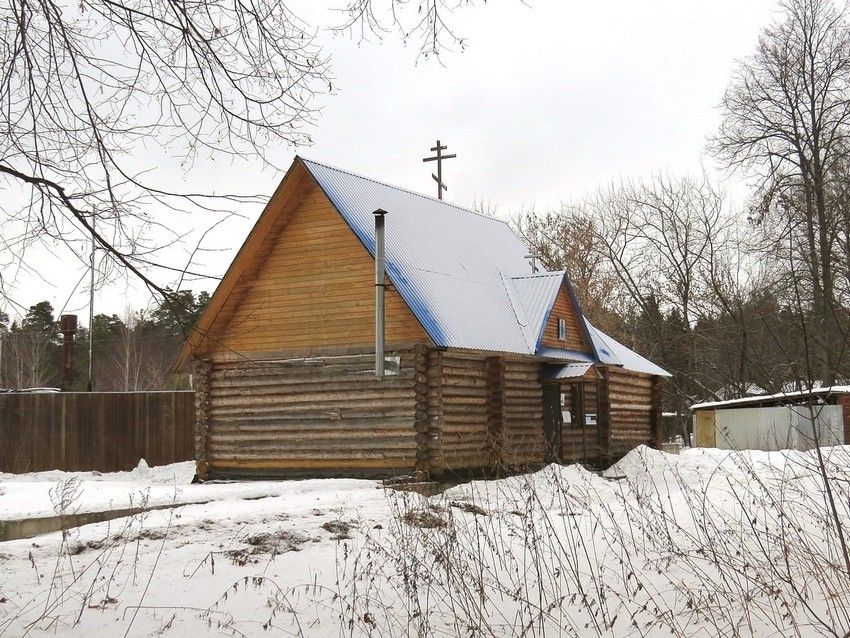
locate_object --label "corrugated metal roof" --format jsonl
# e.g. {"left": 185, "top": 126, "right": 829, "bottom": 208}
{"left": 691, "top": 385, "right": 850, "bottom": 410}
{"left": 536, "top": 347, "right": 596, "bottom": 362}
{"left": 542, "top": 362, "right": 593, "bottom": 380}
{"left": 301, "top": 158, "right": 670, "bottom": 375}
{"left": 304, "top": 158, "right": 533, "bottom": 353}
{"left": 584, "top": 321, "right": 672, "bottom": 377}
{"left": 508, "top": 272, "right": 565, "bottom": 350}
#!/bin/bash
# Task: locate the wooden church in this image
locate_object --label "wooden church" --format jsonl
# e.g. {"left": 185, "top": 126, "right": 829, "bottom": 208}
{"left": 175, "top": 157, "right": 670, "bottom": 480}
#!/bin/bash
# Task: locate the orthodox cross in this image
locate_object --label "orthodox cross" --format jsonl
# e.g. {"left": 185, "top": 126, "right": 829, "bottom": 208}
{"left": 422, "top": 140, "right": 456, "bottom": 200}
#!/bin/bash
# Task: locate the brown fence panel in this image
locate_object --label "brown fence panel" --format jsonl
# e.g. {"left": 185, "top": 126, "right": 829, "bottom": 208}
{"left": 0, "top": 391, "right": 195, "bottom": 473}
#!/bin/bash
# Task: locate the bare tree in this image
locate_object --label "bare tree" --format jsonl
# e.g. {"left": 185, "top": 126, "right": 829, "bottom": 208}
{"left": 0, "top": 0, "right": 489, "bottom": 323}
{"left": 587, "top": 174, "right": 734, "bottom": 436}
{"left": 335, "top": 0, "right": 485, "bottom": 60}
{"left": 113, "top": 306, "right": 142, "bottom": 391}
{"left": 711, "top": 0, "right": 850, "bottom": 385}
{"left": 514, "top": 207, "right": 625, "bottom": 334}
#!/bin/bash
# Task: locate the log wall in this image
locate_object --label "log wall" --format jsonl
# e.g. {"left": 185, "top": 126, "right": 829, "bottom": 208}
{"left": 502, "top": 358, "right": 545, "bottom": 468}
{"left": 437, "top": 353, "right": 491, "bottom": 471}
{"left": 200, "top": 351, "right": 419, "bottom": 478}
{"left": 195, "top": 347, "right": 663, "bottom": 479}
{"left": 607, "top": 368, "right": 656, "bottom": 459}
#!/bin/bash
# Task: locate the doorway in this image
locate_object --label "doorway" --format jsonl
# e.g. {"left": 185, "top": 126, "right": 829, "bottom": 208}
{"left": 542, "top": 383, "right": 562, "bottom": 463}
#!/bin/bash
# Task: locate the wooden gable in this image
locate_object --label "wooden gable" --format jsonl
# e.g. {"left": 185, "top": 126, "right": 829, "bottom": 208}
{"left": 175, "top": 160, "right": 429, "bottom": 367}
{"left": 540, "top": 285, "right": 592, "bottom": 353}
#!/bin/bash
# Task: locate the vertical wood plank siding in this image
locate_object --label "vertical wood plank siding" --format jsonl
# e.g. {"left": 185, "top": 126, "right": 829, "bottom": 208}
{"left": 607, "top": 369, "right": 655, "bottom": 458}
{"left": 0, "top": 392, "right": 194, "bottom": 473}
{"left": 203, "top": 352, "right": 419, "bottom": 477}
{"left": 502, "top": 358, "right": 545, "bottom": 468}
{"left": 540, "top": 289, "right": 591, "bottom": 353}
{"left": 560, "top": 382, "right": 602, "bottom": 465}
{"left": 211, "top": 180, "right": 428, "bottom": 354}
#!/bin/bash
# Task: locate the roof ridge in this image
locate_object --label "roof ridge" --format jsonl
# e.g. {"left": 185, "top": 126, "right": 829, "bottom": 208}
{"left": 510, "top": 271, "right": 566, "bottom": 280}
{"left": 299, "top": 156, "right": 512, "bottom": 227}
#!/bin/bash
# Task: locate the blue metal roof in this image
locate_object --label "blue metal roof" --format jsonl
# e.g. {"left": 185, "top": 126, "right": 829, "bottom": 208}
{"left": 301, "top": 158, "right": 669, "bottom": 375}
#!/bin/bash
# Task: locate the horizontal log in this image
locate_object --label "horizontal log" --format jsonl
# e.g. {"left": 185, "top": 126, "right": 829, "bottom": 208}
{"left": 504, "top": 416, "right": 542, "bottom": 424}
{"left": 209, "top": 418, "right": 414, "bottom": 433}
{"left": 209, "top": 437, "right": 416, "bottom": 452}
{"left": 209, "top": 388, "right": 415, "bottom": 408}
{"left": 209, "top": 402, "right": 415, "bottom": 418}
{"left": 208, "top": 407, "right": 416, "bottom": 422}
{"left": 444, "top": 400, "right": 488, "bottom": 412}
{"left": 609, "top": 400, "right": 652, "bottom": 410}
{"left": 503, "top": 390, "right": 542, "bottom": 400}
{"left": 210, "top": 452, "right": 417, "bottom": 464}
{"left": 212, "top": 358, "right": 387, "bottom": 374}
{"left": 607, "top": 379, "right": 651, "bottom": 390}
{"left": 442, "top": 426, "right": 489, "bottom": 437}
{"left": 210, "top": 382, "right": 414, "bottom": 400}
{"left": 211, "top": 369, "right": 415, "bottom": 386}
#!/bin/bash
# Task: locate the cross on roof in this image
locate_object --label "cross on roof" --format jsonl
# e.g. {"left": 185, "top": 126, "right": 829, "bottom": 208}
{"left": 422, "top": 140, "right": 456, "bottom": 200}
{"left": 525, "top": 254, "right": 540, "bottom": 273}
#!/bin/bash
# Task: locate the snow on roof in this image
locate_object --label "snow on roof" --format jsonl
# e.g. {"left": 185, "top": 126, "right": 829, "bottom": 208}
{"left": 302, "top": 158, "right": 669, "bottom": 375}
{"left": 584, "top": 321, "right": 672, "bottom": 377}
{"left": 691, "top": 385, "right": 850, "bottom": 411}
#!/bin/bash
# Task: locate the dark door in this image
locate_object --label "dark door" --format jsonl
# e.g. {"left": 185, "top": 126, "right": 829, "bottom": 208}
{"left": 542, "top": 384, "right": 562, "bottom": 463}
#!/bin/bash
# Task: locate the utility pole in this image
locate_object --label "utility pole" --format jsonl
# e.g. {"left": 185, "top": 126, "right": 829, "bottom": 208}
{"left": 422, "top": 140, "right": 456, "bottom": 200}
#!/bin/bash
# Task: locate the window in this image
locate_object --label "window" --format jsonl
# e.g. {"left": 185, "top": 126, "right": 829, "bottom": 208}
{"left": 557, "top": 317, "right": 567, "bottom": 341}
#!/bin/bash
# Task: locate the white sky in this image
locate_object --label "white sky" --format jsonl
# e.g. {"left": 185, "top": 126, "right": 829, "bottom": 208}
{"left": 4, "top": 0, "right": 779, "bottom": 321}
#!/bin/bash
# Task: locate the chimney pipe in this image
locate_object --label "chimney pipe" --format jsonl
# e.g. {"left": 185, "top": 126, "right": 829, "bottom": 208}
{"left": 59, "top": 314, "right": 78, "bottom": 390}
{"left": 373, "top": 209, "right": 387, "bottom": 378}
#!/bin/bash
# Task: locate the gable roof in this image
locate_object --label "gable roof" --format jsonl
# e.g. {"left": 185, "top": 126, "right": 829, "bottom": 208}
{"left": 176, "top": 157, "right": 670, "bottom": 377}
{"left": 304, "top": 157, "right": 554, "bottom": 354}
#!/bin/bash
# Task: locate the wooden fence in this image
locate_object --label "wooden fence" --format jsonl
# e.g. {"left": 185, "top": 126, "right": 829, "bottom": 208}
{"left": 0, "top": 391, "right": 195, "bottom": 474}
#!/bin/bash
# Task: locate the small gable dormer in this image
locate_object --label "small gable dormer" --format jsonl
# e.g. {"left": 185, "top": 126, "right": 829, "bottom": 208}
{"left": 540, "top": 284, "right": 592, "bottom": 354}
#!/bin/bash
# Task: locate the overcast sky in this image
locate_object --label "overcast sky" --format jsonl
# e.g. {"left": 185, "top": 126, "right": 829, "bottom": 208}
{"left": 5, "top": 0, "right": 780, "bottom": 321}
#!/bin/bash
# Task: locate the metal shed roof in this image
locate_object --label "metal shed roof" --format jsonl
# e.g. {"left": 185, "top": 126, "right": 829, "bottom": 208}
{"left": 691, "top": 385, "right": 850, "bottom": 411}
{"left": 301, "top": 158, "right": 669, "bottom": 375}
{"left": 542, "top": 362, "right": 594, "bottom": 380}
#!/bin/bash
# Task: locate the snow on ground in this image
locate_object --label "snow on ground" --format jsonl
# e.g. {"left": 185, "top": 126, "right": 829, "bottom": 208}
{"left": 1, "top": 447, "right": 849, "bottom": 636}
{"left": 0, "top": 460, "right": 377, "bottom": 520}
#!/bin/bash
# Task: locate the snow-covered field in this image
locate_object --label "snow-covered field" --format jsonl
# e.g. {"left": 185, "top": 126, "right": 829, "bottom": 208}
{"left": 1, "top": 446, "right": 849, "bottom": 636}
